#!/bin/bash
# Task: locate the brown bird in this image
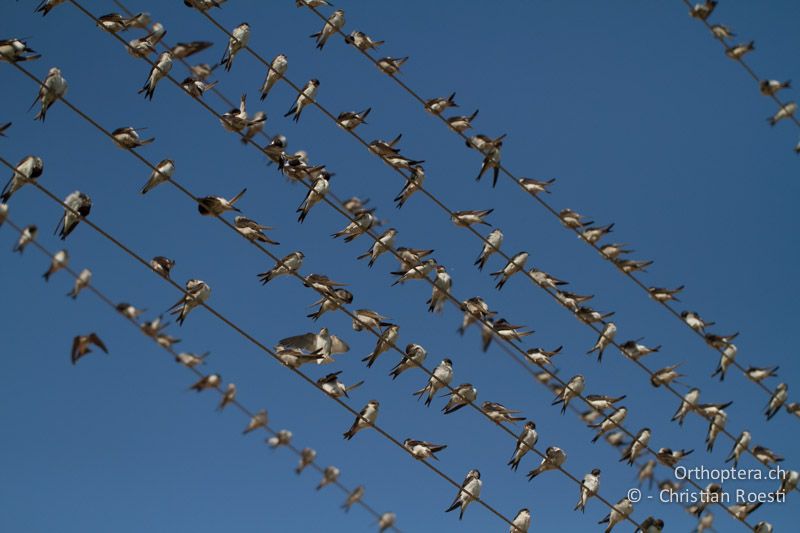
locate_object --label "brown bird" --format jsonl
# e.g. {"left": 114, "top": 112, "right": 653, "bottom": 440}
{"left": 71, "top": 333, "right": 108, "bottom": 365}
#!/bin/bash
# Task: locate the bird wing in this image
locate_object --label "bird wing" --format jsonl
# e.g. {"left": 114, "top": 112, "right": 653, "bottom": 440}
{"left": 330, "top": 335, "right": 350, "bottom": 354}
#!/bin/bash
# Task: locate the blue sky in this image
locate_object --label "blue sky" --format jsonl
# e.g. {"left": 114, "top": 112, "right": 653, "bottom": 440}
{"left": 1, "top": 1, "right": 799, "bottom": 532}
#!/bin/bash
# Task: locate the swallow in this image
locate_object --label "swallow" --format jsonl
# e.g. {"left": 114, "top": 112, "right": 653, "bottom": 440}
{"left": 240, "top": 110, "right": 267, "bottom": 144}
{"left": 311, "top": 10, "right": 345, "bottom": 50}
{"left": 752, "top": 445, "right": 783, "bottom": 466}
{"left": 116, "top": 302, "right": 146, "bottom": 319}
{"left": 66, "top": 268, "right": 92, "bottom": 299}
{"left": 188, "top": 373, "right": 220, "bottom": 392}
{"left": 510, "top": 508, "right": 531, "bottom": 532}
{"left": 581, "top": 223, "right": 614, "bottom": 244}
{"left": 111, "top": 127, "right": 155, "bottom": 150}
{"left": 458, "top": 296, "right": 494, "bottom": 335}
{"left": 12, "top": 224, "right": 36, "bottom": 253}
{"left": 377, "top": 56, "right": 408, "bottom": 75}
{"left": 242, "top": 409, "right": 269, "bottom": 435}
{"left": 219, "top": 22, "right": 250, "bottom": 71}
{"left": 150, "top": 256, "right": 175, "bottom": 278}
{"left": 174, "top": 351, "right": 208, "bottom": 368}
{"left": 552, "top": 374, "right": 585, "bottom": 414}
{"left": 414, "top": 359, "right": 453, "bottom": 406}
{"left": 726, "top": 41, "right": 754, "bottom": 60}
{"left": 352, "top": 308, "right": 390, "bottom": 332}
{"left": 445, "top": 469, "right": 481, "bottom": 520}
{"left": 71, "top": 333, "right": 108, "bottom": 364}
{"left": 385, "top": 343, "right": 426, "bottom": 381}
{"left": 308, "top": 288, "right": 353, "bottom": 321}
{"left": 0, "top": 122, "right": 10, "bottom": 136}
{"left": 425, "top": 92, "right": 458, "bottom": 115}
{"left": 490, "top": 252, "right": 528, "bottom": 290}
{"left": 710, "top": 343, "right": 738, "bottom": 381}
{"left": 267, "top": 429, "right": 293, "bottom": 448}
{"left": 368, "top": 134, "right": 403, "bottom": 157}
{"left": 189, "top": 63, "right": 214, "bottom": 80}
{"left": 728, "top": 502, "right": 762, "bottom": 521}
{"left": 180, "top": 77, "right": 218, "bottom": 98}
{"left": 343, "top": 399, "right": 379, "bottom": 440}
{"left": 263, "top": 134, "right": 287, "bottom": 164}
{"left": 254, "top": 54, "right": 290, "bottom": 101}
{"left": 35, "top": 0, "right": 65, "bottom": 16}
{"left": 447, "top": 109, "right": 479, "bottom": 132}
{"left": 168, "top": 279, "right": 211, "bottom": 326}
{"left": 576, "top": 306, "right": 614, "bottom": 324}
{"left": 637, "top": 516, "right": 664, "bottom": 533}
{"left": 31, "top": 67, "right": 67, "bottom": 121}
{"left": 517, "top": 177, "right": 555, "bottom": 196}
{"left": 55, "top": 191, "right": 91, "bottom": 240}
{"left": 363, "top": 324, "right": 399, "bottom": 368}
{"left": 760, "top": 79, "right": 791, "bottom": 96}
{"left": 765, "top": 383, "right": 788, "bottom": 420}
{"left": 507, "top": 420, "right": 537, "bottom": 471}
{"left": 344, "top": 30, "right": 384, "bottom": 51}
{"left": 138, "top": 51, "right": 172, "bottom": 100}
{"left": 279, "top": 327, "right": 349, "bottom": 364}
{"left": 695, "top": 400, "right": 732, "bottom": 419}
{"left": 680, "top": 311, "right": 714, "bottom": 332}
{"left": 140, "top": 158, "right": 174, "bottom": 195}
{"left": 295, "top": 447, "right": 316, "bottom": 474}
{"left": 285, "top": 79, "right": 319, "bottom": 122}
{"left": 587, "top": 322, "right": 616, "bottom": 362}
{"left": 650, "top": 364, "right": 684, "bottom": 387}
{"left": 404, "top": 439, "right": 447, "bottom": 460}
{"left": 96, "top": 13, "right": 128, "bottom": 33}
{"left": 396, "top": 246, "right": 435, "bottom": 271}
{"left": 0, "top": 38, "right": 41, "bottom": 63}
{"left": 141, "top": 315, "right": 168, "bottom": 338}
{"left": 596, "top": 243, "right": 631, "bottom": 261}
{"left": 777, "top": 469, "right": 799, "bottom": 495}
{"left": 220, "top": 94, "right": 249, "bottom": 132}
{"left": 341, "top": 485, "right": 365, "bottom": 513}
{"left": 585, "top": 394, "right": 626, "bottom": 411}
{"left": 705, "top": 410, "right": 727, "bottom": 451}
{"left": 393, "top": 165, "right": 425, "bottom": 208}
{"left": 275, "top": 347, "right": 325, "bottom": 368}
{"left": 317, "top": 371, "right": 364, "bottom": 398}
{"left": 451, "top": 209, "right": 493, "bottom": 228}
{"left": 753, "top": 522, "right": 773, "bottom": 533}
{"left": 391, "top": 259, "right": 437, "bottom": 286}
{"left": 333, "top": 108, "right": 371, "bottom": 133}
{"left": 528, "top": 447, "right": 566, "bottom": 480}
{"left": 197, "top": 189, "right": 246, "bottom": 215}
{"left": 525, "top": 345, "right": 562, "bottom": 367}
{"left": 598, "top": 497, "right": 633, "bottom": 533}
{"left": 745, "top": 366, "right": 778, "bottom": 383}
{"left": 313, "top": 464, "right": 341, "bottom": 490}
{"left": 615, "top": 258, "right": 652, "bottom": 273}
{"left": 689, "top": 1, "right": 717, "bottom": 20}
{"left": 466, "top": 133, "right": 506, "bottom": 155}
{"left": 296, "top": 172, "right": 330, "bottom": 222}
{"left": 184, "top": 0, "right": 228, "bottom": 10}
{"left": 490, "top": 318, "right": 533, "bottom": 344}
{"left": 574, "top": 468, "right": 600, "bottom": 512}
{"left": 619, "top": 339, "right": 660, "bottom": 360}
{"left": 648, "top": 285, "right": 683, "bottom": 302}
{"left": 620, "top": 428, "right": 651, "bottom": 464}
{"left": 476, "top": 142, "right": 502, "bottom": 187}
{"left": 378, "top": 512, "right": 396, "bottom": 532}
{"left": 590, "top": 407, "right": 627, "bottom": 442}
{"left": 767, "top": 102, "right": 797, "bottom": 126}
{"left": 332, "top": 210, "right": 375, "bottom": 242}
{"left": 482, "top": 401, "right": 524, "bottom": 424}
{"left": 142, "top": 21, "right": 166, "bottom": 48}
{"left": 2, "top": 155, "right": 44, "bottom": 203}
{"left": 710, "top": 24, "right": 735, "bottom": 39}
{"left": 426, "top": 266, "right": 451, "bottom": 313}
{"left": 556, "top": 290, "right": 593, "bottom": 312}
{"left": 442, "top": 383, "right": 477, "bottom": 414}
{"left": 170, "top": 41, "right": 212, "bottom": 60}
{"left": 686, "top": 483, "right": 722, "bottom": 516}
{"left": 357, "top": 228, "right": 396, "bottom": 268}
{"left": 217, "top": 383, "right": 236, "bottom": 410}
{"left": 559, "top": 208, "right": 592, "bottom": 229}
{"left": 383, "top": 153, "right": 424, "bottom": 169}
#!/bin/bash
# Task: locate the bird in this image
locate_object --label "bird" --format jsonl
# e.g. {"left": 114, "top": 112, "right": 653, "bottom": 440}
{"left": 189, "top": 373, "right": 220, "bottom": 392}
{"left": 307, "top": 288, "right": 353, "bottom": 321}
{"left": 528, "top": 446, "right": 566, "bottom": 480}
{"left": 590, "top": 408, "right": 628, "bottom": 442}
{"left": 711, "top": 342, "right": 737, "bottom": 381}
{"left": 458, "top": 296, "right": 495, "bottom": 335}
{"left": 111, "top": 127, "right": 155, "bottom": 149}
{"left": 275, "top": 347, "right": 325, "bottom": 368}
{"left": 728, "top": 502, "right": 763, "bottom": 521}
{"left": 141, "top": 159, "right": 174, "bottom": 194}
{"left": 726, "top": 41, "right": 755, "bottom": 60}
{"left": 311, "top": 10, "right": 345, "bottom": 50}
{"left": 35, "top": 0, "right": 66, "bottom": 17}
{"left": 482, "top": 401, "right": 525, "bottom": 424}
{"left": 425, "top": 92, "right": 458, "bottom": 115}
{"left": 197, "top": 189, "right": 246, "bottom": 215}
{"left": 476, "top": 141, "right": 502, "bottom": 187}
{"left": 267, "top": 429, "right": 293, "bottom": 448}
{"left": 297, "top": 172, "right": 331, "bottom": 223}
{"left": 31, "top": 67, "right": 67, "bottom": 121}
{"left": 754, "top": 521, "right": 773, "bottom": 533}
{"left": 174, "top": 351, "right": 208, "bottom": 368}
{"left": 279, "top": 326, "right": 349, "bottom": 363}
{"left": 442, "top": 383, "right": 477, "bottom": 414}
{"left": 615, "top": 258, "right": 653, "bottom": 273}
{"left": 316, "top": 464, "right": 340, "bottom": 489}
{"left": 377, "top": 512, "right": 396, "bottom": 532}
{"left": 510, "top": 508, "right": 531, "bottom": 533}
{"left": 391, "top": 259, "right": 437, "bottom": 286}
{"left": 491, "top": 252, "right": 528, "bottom": 289}
{"left": 760, "top": 79, "right": 791, "bottom": 96}
{"left": 466, "top": 133, "right": 506, "bottom": 154}
{"left": 71, "top": 333, "right": 108, "bottom": 364}
{"left": 0, "top": 38, "right": 41, "bottom": 63}
{"left": 559, "top": 208, "right": 592, "bottom": 229}
{"left": 217, "top": 383, "right": 236, "bottom": 410}
{"left": 710, "top": 24, "right": 735, "bottom": 39}
{"left": 598, "top": 497, "right": 633, "bottom": 533}
{"left": 529, "top": 268, "right": 568, "bottom": 290}
{"left": 220, "top": 22, "right": 250, "bottom": 71}
{"left": 394, "top": 166, "right": 425, "bottom": 208}
{"left": 352, "top": 308, "right": 390, "bottom": 332}
{"left": 341, "top": 486, "right": 365, "bottom": 512}
{"left": 141, "top": 22, "right": 166, "bottom": 48}
{"left": 518, "top": 177, "right": 555, "bottom": 196}
{"left": 587, "top": 322, "right": 616, "bottom": 362}
{"left": 413, "top": 359, "right": 453, "bottom": 406}
{"left": 168, "top": 279, "right": 211, "bottom": 326}
{"left": 189, "top": 63, "right": 214, "bottom": 81}
{"left": 767, "top": 102, "right": 797, "bottom": 126}
{"left": 648, "top": 285, "right": 684, "bottom": 302}
{"left": 576, "top": 306, "right": 614, "bottom": 324}
{"left": 344, "top": 30, "right": 384, "bottom": 51}
{"left": 242, "top": 409, "right": 268, "bottom": 434}
{"left": 447, "top": 109, "right": 479, "bottom": 132}
{"left": 96, "top": 13, "right": 128, "bottom": 33}
{"left": 295, "top": 447, "right": 316, "bottom": 474}
{"left": 284, "top": 79, "right": 320, "bottom": 122}
{"left": 489, "top": 318, "right": 533, "bottom": 346}
{"left": 55, "top": 191, "right": 91, "bottom": 240}
{"left": 13, "top": 224, "right": 37, "bottom": 253}
{"left": 777, "top": 469, "right": 799, "bottom": 495}
{"left": 332, "top": 210, "right": 375, "bottom": 242}
{"left": 745, "top": 366, "right": 778, "bottom": 383}
{"left": 138, "top": 51, "right": 172, "bottom": 100}
{"left": 170, "top": 40, "right": 212, "bottom": 59}
{"left": 232, "top": 216, "right": 278, "bottom": 245}
{"left": 41, "top": 249, "right": 68, "bottom": 282}
{"left": 343, "top": 400, "right": 379, "bottom": 440}
{"left": 337, "top": 108, "right": 371, "bottom": 131}
{"left": 620, "top": 428, "right": 651, "bottom": 464}
{"left": 260, "top": 251, "right": 306, "bottom": 285}
{"left": 574, "top": 468, "right": 600, "bottom": 512}
{"left": 765, "top": 383, "right": 788, "bottom": 420}
{"left": 184, "top": 0, "right": 228, "bottom": 10}
{"left": 427, "top": 266, "right": 452, "bottom": 313}
{"left": 705, "top": 410, "right": 727, "bottom": 451}
{"left": 752, "top": 445, "right": 783, "bottom": 466}
{"left": 681, "top": 311, "right": 714, "bottom": 332}
{"left": 362, "top": 324, "right": 399, "bottom": 368}
{"left": 67, "top": 268, "right": 92, "bottom": 299}
{"left": 259, "top": 54, "right": 288, "bottom": 100}
{"left": 150, "top": 256, "right": 175, "bottom": 278}
{"left": 585, "top": 394, "right": 626, "bottom": 411}
{"left": 687, "top": 483, "right": 721, "bottom": 516}
{"left": 0, "top": 122, "right": 10, "bottom": 136}
{"left": 689, "top": 1, "right": 717, "bottom": 20}
{"left": 619, "top": 339, "right": 660, "bottom": 360}
{"left": 377, "top": 56, "right": 408, "bottom": 75}
{"left": 395, "top": 246, "right": 435, "bottom": 271}
{"left": 368, "top": 134, "right": 403, "bottom": 157}
{"left": 403, "top": 439, "right": 447, "bottom": 460}
{"left": 508, "top": 421, "right": 537, "bottom": 471}
{"left": 452, "top": 209, "right": 493, "bottom": 228}
{"left": 121, "top": 11, "right": 150, "bottom": 30}
{"left": 526, "top": 346, "right": 563, "bottom": 367}
{"left": 220, "top": 94, "right": 249, "bottom": 132}
{"left": 2, "top": 155, "right": 44, "bottom": 203}
{"left": 581, "top": 223, "right": 614, "bottom": 244}
{"left": 444, "top": 469, "right": 481, "bottom": 520}
{"left": 357, "top": 228, "right": 397, "bottom": 267}
{"left": 240, "top": 111, "right": 266, "bottom": 144}
{"left": 317, "top": 371, "right": 364, "bottom": 398}
{"left": 389, "top": 343, "right": 427, "bottom": 380}
{"left": 650, "top": 364, "right": 684, "bottom": 387}
{"left": 552, "top": 375, "right": 585, "bottom": 414}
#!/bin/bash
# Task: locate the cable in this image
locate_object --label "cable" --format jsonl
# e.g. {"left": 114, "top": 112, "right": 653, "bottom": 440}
{"left": 0, "top": 216, "right": 400, "bottom": 532}
{"left": 295, "top": 2, "right": 791, "bottom": 405}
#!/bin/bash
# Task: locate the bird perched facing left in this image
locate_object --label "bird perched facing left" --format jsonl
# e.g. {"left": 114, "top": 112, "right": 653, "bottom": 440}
{"left": 0, "top": 38, "right": 41, "bottom": 62}
{"left": 220, "top": 22, "right": 250, "bottom": 71}
{"left": 138, "top": 51, "right": 172, "bottom": 100}
{"left": 2, "top": 155, "right": 44, "bottom": 203}
{"left": 197, "top": 189, "right": 246, "bottom": 216}
{"left": 285, "top": 79, "right": 320, "bottom": 122}
{"left": 169, "top": 279, "right": 211, "bottom": 326}
{"left": 311, "top": 10, "right": 345, "bottom": 50}
{"left": 111, "top": 127, "right": 155, "bottom": 149}
{"left": 343, "top": 400, "right": 379, "bottom": 440}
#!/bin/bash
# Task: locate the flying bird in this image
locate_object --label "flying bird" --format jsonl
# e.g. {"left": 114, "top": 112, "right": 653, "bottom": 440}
{"left": 71, "top": 333, "right": 108, "bottom": 364}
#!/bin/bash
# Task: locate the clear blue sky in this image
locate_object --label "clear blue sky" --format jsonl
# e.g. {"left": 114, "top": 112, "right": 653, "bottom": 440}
{"left": 1, "top": 1, "right": 799, "bottom": 531}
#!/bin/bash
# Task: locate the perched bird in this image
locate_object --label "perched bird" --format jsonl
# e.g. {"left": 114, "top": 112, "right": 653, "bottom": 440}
{"left": 332, "top": 210, "right": 375, "bottom": 242}
{"left": 452, "top": 209, "right": 493, "bottom": 227}
{"left": 458, "top": 296, "right": 494, "bottom": 335}
{"left": 259, "top": 54, "right": 289, "bottom": 101}
{"left": 518, "top": 177, "right": 555, "bottom": 196}
{"left": 368, "top": 133, "right": 403, "bottom": 157}
{"left": 112, "top": 127, "right": 154, "bottom": 149}
{"left": 598, "top": 497, "right": 633, "bottom": 533}
{"left": 363, "top": 324, "right": 400, "bottom": 368}
{"left": 760, "top": 79, "right": 791, "bottom": 96}
{"left": 710, "top": 24, "right": 735, "bottom": 39}
{"left": 174, "top": 351, "right": 208, "bottom": 368}
{"left": 377, "top": 56, "right": 408, "bottom": 75}
{"left": 726, "top": 41, "right": 755, "bottom": 60}
{"left": 404, "top": 438, "right": 448, "bottom": 460}
{"left": 688, "top": 483, "right": 721, "bottom": 516}
{"left": 508, "top": 421, "right": 537, "bottom": 471}
{"left": 0, "top": 38, "right": 41, "bottom": 62}
{"left": 444, "top": 469, "right": 481, "bottom": 520}
{"left": 352, "top": 308, "right": 390, "bottom": 332}
{"left": 728, "top": 501, "right": 763, "bottom": 521}
{"left": 576, "top": 306, "right": 614, "bottom": 324}
{"left": 96, "top": 13, "right": 128, "bottom": 33}
{"left": 746, "top": 366, "right": 779, "bottom": 383}
{"left": 752, "top": 445, "right": 783, "bottom": 466}
{"left": 425, "top": 93, "right": 458, "bottom": 115}
{"left": 482, "top": 401, "right": 525, "bottom": 424}
{"left": 56, "top": 191, "right": 91, "bottom": 240}
{"left": 510, "top": 508, "right": 531, "bottom": 533}
{"left": 587, "top": 322, "right": 617, "bottom": 362}
{"left": 491, "top": 251, "right": 528, "bottom": 289}
{"left": 786, "top": 402, "right": 800, "bottom": 417}
{"left": 167, "top": 40, "right": 210, "bottom": 59}
{"left": 637, "top": 516, "right": 664, "bottom": 533}
{"left": 337, "top": 108, "right": 371, "bottom": 131}
{"left": 598, "top": 243, "right": 632, "bottom": 261}
{"left": 615, "top": 258, "right": 653, "bottom": 273}
{"left": 574, "top": 468, "right": 600, "bottom": 512}
{"left": 389, "top": 343, "right": 426, "bottom": 380}
{"left": 341, "top": 486, "right": 365, "bottom": 512}
{"left": 529, "top": 268, "right": 568, "bottom": 290}
{"left": 681, "top": 311, "right": 714, "bottom": 332}
{"left": 621, "top": 428, "right": 652, "bottom": 464}
{"left": 619, "top": 338, "right": 660, "bottom": 360}
{"left": 357, "top": 228, "right": 397, "bottom": 267}
{"left": 13, "top": 224, "right": 37, "bottom": 253}
{"left": 767, "top": 102, "right": 797, "bottom": 127}
{"left": 525, "top": 345, "right": 562, "bottom": 367}
{"left": 777, "top": 469, "right": 799, "bottom": 495}
{"left": 585, "top": 394, "right": 626, "bottom": 411}
{"left": 168, "top": 279, "right": 211, "bottom": 326}
{"left": 711, "top": 342, "right": 738, "bottom": 381}
{"left": 754, "top": 521, "right": 773, "bottom": 533}
{"left": 394, "top": 166, "right": 425, "bottom": 208}
{"left": 181, "top": 77, "right": 218, "bottom": 98}
{"left": 138, "top": 51, "right": 172, "bottom": 100}
{"left": 317, "top": 371, "right": 364, "bottom": 398}
{"left": 276, "top": 347, "right": 325, "bottom": 368}
{"left": 267, "top": 429, "right": 293, "bottom": 448}
{"left": 296, "top": 172, "right": 331, "bottom": 222}
{"left": 689, "top": 1, "right": 717, "bottom": 20}
{"left": 552, "top": 374, "right": 585, "bottom": 414}
{"left": 559, "top": 208, "right": 592, "bottom": 229}
{"left": 378, "top": 512, "right": 396, "bottom": 532}
{"left": 140, "top": 159, "right": 175, "bottom": 194}
{"left": 197, "top": 189, "right": 246, "bottom": 215}
{"left": 150, "top": 256, "right": 175, "bottom": 278}
{"left": 765, "top": 383, "right": 788, "bottom": 420}
{"left": 396, "top": 246, "right": 435, "bottom": 271}
{"left": 295, "top": 447, "right": 316, "bottom": 474}
{"left": 528, "top": 446, "right": 566, "bottom": 480}
{"left": 189, "top": 373, "right": 220, "bottom": 392}
{"left": 466, "top": 133, "right": 506, "bottom": 154}
{"left": 189, "top": 63, "right": 214, "bottom": 81}
{"left": 2, "top": 155, "right": 44, "bottom": 203}
{"left": 581, "top": 223, "right": 614, "bottom": 244}
{"left": 217, "top": 383, "right": 236, "bottom": 410}
{"left": 241, "top": 111, "right": 267, "bottom": 144}
{"left": 343, "top": 400, "right": 379, "bottom": 440}
{"left": 116, "top": 302, "right": 145, "bottom": 319}
{"left": 284, "top": 79, "right": 320, "bottom": 122}
{"left": 391, "top": 259, "right": 437, "bottom": 286}
{"left": 489, "top": 318, "right": 533, "bottom": 345}
{"left": 142, "top": 22, "right": 166, "bottom": 48}
{"left": 648, "top": 285, "right": 684, "bottom": 302}
{"left": 278, "top": 327, "right": 349, "bottom": 364}
{"left": 344, "top": 30, "right": 384, "bottom": 51}
{"left": 220, "top": 22, "right": 250, "bottom": 71}
{"left": 220, "top": 94, "right": 249, "bottom": 132}
{"left": 442, "top": 383, "right": 478, "bottom": 414}
{"left": 242, "top": 409, "right": 267, "bottom": 434}
{"left": 447, "top": 109, "right": 479, "bottom": 132}
{"left": 35, "top": 0, "right": 66, "bottom": 17}
{"left": 650, "top": 364, "right": 684, "bottom": 387}
{"left": 67, "top": 268, "right": 92, "bottom": 299}
{"left": 427, "top": 266, "right": 452, "bottom": 313}
{"left": 476, "top": 141, "right": 502, "bottom": 187}
{"left": 307, "top": 288, "right": 353, "bottom": 321}
{"left": 31, "top": 67, "right": 67, "bottom": 121}
{"left": 71, "top": 333, "right": 108, "bottom": 364}
{"left": 311, "top": 10, "right": 345, "bottom": 50}
{"left": 413, "top": 359, "right": 453, "bottom": 406}
{"left": 184, "top": 0, "right": 228, "bottom": 10}
{"left": 705, "top": 410, "right": 727, "bottom": 451}
{"left": 590, "top": 408, "right": 628, "bottom": 442}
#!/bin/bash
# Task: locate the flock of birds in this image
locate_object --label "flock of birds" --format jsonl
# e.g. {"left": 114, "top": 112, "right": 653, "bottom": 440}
{"left": 1, "top": 0, "right": 797, "bottom": 531}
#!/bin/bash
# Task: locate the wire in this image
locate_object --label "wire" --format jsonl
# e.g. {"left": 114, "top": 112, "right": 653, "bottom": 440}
{"left": 0, "top": 216, "right": 400, "bottom": 532}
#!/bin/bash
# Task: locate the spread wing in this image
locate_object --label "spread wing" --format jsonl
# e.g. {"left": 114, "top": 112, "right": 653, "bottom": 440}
{"left": 330, "top": 335, "right": 350, "bottom": 354}
{"left": 278, "top": 332, "right": 318, "bottom": 351}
